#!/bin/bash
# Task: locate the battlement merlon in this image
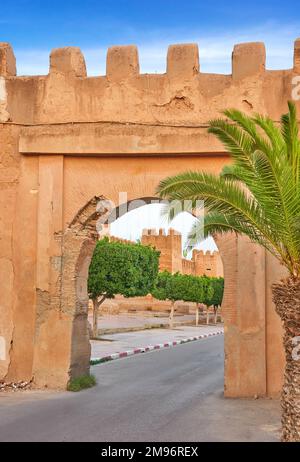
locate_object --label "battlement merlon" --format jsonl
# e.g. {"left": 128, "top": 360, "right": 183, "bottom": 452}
{"left": 142, "top": 228, "right": 180, "bottom": 237}
{"left": 294, "top": 38, "right": 300, "bottom": 71}
{"left": 232, "top": 42, "right": 265, "bottom": 81}
{"left": 0, "top": 43, "right": 16, "bottom": 76}
{"left": 50, "top": 47, "right": 87, "bottom": 78}
{"left": 2, "top": 39, "right": 300, "bottom": 80}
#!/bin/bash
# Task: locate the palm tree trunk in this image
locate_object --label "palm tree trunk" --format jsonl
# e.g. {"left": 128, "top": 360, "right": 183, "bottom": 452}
{"left": 272, "top": 278, "right": 300, "bottom": 442}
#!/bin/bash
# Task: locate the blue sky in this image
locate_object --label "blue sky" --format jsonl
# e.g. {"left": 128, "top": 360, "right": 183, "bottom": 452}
{"left": 1, "top": 0, "right": 300, "bottom": 75}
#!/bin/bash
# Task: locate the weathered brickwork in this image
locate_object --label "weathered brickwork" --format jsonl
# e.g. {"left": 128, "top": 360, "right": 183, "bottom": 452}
{"left": 0, "top": 38, "right": 295, "bottom": 393}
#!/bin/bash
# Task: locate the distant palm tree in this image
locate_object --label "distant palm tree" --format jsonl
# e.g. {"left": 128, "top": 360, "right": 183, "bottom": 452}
{"left": 157, "top": 102, "right": 300, "bottom": 442}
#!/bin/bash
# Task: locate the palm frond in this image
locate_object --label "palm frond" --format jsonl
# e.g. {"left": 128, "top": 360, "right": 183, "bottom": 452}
{"left": 186, "top": 213, "right": 281, "bottom": 261}
{"left": 157, "top": 103, "right": 300, "bottom": 277}
{"left": 281, "top": 101, "right": 300, "bottom": 185}
{"left": 157, "top": 171, "right": 284, "bottom": 259}
{"left": 223, "top": 108, "right": 272, "bottom": 155}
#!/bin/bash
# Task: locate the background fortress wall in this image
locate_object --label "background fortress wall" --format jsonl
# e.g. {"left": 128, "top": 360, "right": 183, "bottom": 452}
{"left": 141, "top": 229, "right": 223, "bottom": 276}
{"left": 0, "top": 38, "right": 295, "bottom": 393}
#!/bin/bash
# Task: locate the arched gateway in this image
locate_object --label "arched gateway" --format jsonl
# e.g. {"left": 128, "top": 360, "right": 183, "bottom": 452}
{"left": 1, "top": 38, "right": 298, "bottom": 395}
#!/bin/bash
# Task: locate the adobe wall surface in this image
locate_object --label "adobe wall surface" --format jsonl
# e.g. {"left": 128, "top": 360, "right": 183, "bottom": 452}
{"left": 0, "top": 38, "right": 294, "bottom": 394}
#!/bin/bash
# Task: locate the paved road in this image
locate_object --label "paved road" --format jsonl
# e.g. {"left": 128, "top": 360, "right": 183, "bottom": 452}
{"left": 0, "top": 336, "right": 280, "bottom": 442}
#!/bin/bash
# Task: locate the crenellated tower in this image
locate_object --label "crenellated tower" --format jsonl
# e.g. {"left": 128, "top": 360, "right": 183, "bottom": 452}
{"left": 141, "top": 228, "right": 182, "bottom": 273}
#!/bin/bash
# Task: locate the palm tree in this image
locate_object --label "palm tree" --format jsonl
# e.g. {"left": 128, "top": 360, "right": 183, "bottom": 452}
{"left": 157, "top": 102, "right": 300, "bottom": 442}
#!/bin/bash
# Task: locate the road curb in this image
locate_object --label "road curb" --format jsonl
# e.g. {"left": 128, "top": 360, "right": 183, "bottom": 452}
{"left": 90, "top": 329, "right": 224, "bottom": 365}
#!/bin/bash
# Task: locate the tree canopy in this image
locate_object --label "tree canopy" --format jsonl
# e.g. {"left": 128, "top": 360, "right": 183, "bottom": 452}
{"left": 151, "top": 271, "right": 214, "bottom": 305}
{"left": 202, "top": 276, "right": 224, "bottom": 308}
{"left": 88, "top": 237, "right": 160, "bottom": 301}
{"left": 151, "top": 271, "right": 217, "bottom": 328}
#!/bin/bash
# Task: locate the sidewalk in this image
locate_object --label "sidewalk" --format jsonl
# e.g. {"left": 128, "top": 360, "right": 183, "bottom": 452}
{"left": 89, "top": 311, "right": 195, "bottom": 335}
{"left": 88, "top": 312, "right": 211, "bottom": 334}
{"left": 91, "top": 325, "right": 223, "bottom": 361}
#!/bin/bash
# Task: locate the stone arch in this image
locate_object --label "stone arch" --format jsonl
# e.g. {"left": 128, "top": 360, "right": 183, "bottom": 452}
{"left": 62, "top": 198, "right": 235, "bottom": 391}
{"left": 61, "top": 196, "right": 236, "bottom": 386}
{"left": 54, "top": 195, "right": 236, "bottom": 388}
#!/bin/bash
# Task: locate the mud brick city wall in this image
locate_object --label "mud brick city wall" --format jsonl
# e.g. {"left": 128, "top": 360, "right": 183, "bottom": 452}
{"left": 1, "top": 38, "right": 296, "bottom": 393}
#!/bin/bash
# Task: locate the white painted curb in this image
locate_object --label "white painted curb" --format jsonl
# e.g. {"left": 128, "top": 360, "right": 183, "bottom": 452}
{"left": 91, "top": 329, "right": 224, "bottom": 365}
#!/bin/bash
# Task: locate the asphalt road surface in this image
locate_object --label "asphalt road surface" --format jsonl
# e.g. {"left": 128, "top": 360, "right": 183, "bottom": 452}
{"left": 0, "top": 336, "right": 280, "bottom": 442}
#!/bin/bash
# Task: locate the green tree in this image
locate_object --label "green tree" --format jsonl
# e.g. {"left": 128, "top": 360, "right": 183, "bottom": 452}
{"left": 211, "top": 277, "right": 224, "bottom": 309}
{"left": 202, "top": 276, "right": 224, "bottom": 324}
{"left": 88, "top": 238, "right": 160, "bottom": 337}
{"left": 152, "top": 271, "right": 211, "bottom": 328}
{"left": 157, "top": 102, "right": 300, "bottom": 441}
